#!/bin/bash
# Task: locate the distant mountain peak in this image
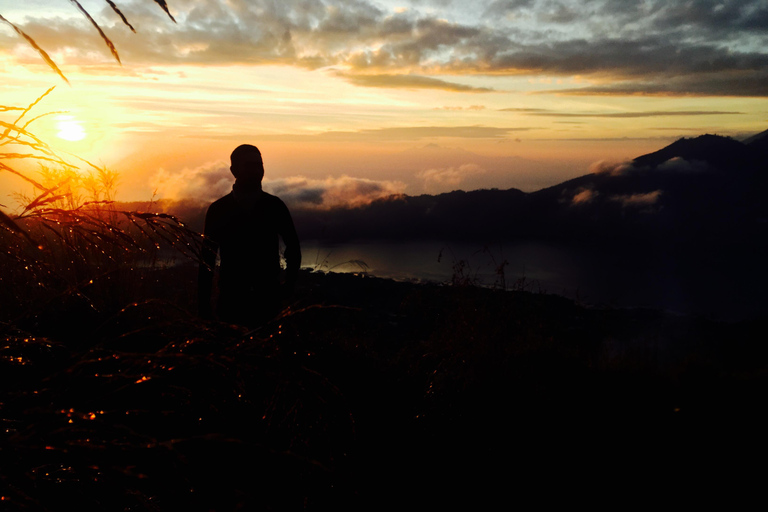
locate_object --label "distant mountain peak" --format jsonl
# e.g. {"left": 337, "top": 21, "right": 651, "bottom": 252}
{"left": 743, "top": 128, "right": 768, "bottom": 159}
{"left": 633, "top": 134, "right": 750, "bottom": 171}
{"left": 742, "top": 128, "right": 768, "bottom": 146}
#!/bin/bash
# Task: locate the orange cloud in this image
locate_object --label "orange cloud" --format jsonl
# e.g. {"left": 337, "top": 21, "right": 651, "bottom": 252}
{"left": 264, "top": 175, "right": 405, "bottom": 209}
{"left": 571, "top": 187, "right": 598, "bottom": 205}
{"left": 589, "top": 160, "right": 636, "bottom": 176}
{"left": 610, "top": 190, "right": 662, "bottom": 207}
{"left": 417, "top": 163, "right": 485, "bottom": 191}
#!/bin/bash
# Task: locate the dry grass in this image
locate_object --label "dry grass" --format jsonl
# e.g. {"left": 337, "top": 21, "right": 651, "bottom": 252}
{"left": 0, "top": 16, "right": 70, "bottom": 85}
{"left": 105, "top": 0, "right": 136, "bottom": 33}
{"left": 69, "top": 0, "right": 122, "bottom": 64}
{"left": 0, "top": 90, "right": 203, "bottom": 324}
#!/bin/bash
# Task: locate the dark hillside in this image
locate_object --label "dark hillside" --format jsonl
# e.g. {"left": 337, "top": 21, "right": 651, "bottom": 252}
{"left": 2, "top": 266, "right": 766, "bottom": 510}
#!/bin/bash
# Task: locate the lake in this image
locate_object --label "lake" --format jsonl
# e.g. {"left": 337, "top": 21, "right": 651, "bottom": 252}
{"left": 298, "top": 239, "right": 767, "bottom": 321}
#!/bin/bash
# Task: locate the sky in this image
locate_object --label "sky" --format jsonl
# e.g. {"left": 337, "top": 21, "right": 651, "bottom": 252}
{"left": 1, "top": 0, "right": 767, "bottom": 208}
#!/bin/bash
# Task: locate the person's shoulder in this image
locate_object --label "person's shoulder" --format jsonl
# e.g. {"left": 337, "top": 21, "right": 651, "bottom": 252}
{"left": 208, "top": 193, "right": 235, "bottom": 209}
{"left": 205, "top": 192, "right": 235, "bottom": 219}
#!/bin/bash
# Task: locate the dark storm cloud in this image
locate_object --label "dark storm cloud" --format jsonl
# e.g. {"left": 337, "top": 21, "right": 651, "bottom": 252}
{"left": 4, "top": 0, "right": 767, "bottom": 96}
{"left": 649, "top": 0, "right": 768, "bottom": 34}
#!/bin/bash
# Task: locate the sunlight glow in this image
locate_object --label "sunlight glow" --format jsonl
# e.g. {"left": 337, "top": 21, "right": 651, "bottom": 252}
{"left": 56, "top": 115, "right": 86, "bottom": 141}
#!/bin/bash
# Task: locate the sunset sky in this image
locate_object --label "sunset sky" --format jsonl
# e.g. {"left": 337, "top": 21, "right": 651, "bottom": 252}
{"left": 2, "top": 0, "right": 767, "bottom": 208}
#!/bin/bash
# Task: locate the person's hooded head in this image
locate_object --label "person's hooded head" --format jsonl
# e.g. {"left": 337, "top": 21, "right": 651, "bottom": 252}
{"left": 230, "top": 144, "right": 264, "bottom": 188}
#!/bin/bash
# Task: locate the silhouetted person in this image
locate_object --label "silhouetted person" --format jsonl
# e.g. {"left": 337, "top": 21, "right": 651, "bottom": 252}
{"left": 198, "top": 144, "right": 301, "bottom": 326}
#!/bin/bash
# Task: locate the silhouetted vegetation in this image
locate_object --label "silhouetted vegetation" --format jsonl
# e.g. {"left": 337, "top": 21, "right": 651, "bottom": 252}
{"left": 1, "top": 91, "right": 203, "bottom": 330}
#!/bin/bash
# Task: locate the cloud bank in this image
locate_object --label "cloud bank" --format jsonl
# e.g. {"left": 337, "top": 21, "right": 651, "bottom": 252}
{"left": 589, "top": 160, "right": 637, "bottom": 176}
{"left": 570, "top": 187, "right": 598, "bottom": 206}
{"left": 417, "top": 163, "right": 485, "bottom": 191}
{"left": 264, "top": 175, "right": 406, "bottom": 209}
{"left": 148, "top": 162, "right": 404, "bottom": 209}
{"left": 149, "top": 161, "right": 232, "bottom": 203}
{"left": 610, "top": 190, "right": 663, "bottom": 208}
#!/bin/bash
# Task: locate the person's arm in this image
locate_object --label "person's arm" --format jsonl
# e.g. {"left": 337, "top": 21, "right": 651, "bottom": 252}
{"left": 198, "top": 206, "right": 219, "bottom": 319}
{"left": 279, "top": 201, "right": 301, "bottom": 294}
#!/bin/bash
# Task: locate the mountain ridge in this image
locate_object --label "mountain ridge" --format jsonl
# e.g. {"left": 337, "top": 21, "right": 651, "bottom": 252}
{"left": 118, "top": 132, "right": 767, "bottom": 245}
{"left": 284, "top": 133, "right": 767, "bottom": 243}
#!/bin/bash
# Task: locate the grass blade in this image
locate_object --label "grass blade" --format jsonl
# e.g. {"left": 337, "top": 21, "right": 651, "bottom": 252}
{"left": 151, "top": 0, "right": 177, "bottom": 23}
{"left": 66, "top": 152, "right": 107, "bottom": 173}
{"left": 19, "top": 179, "right": 71, "bottom": 216}
{"left": 0, "top": 209, "right": 24, "bottom": 234}
{"left": 22, "top": 111, "right": 68, "bottom": 131}
{"left": 0, "top": 153, "right": 76, "bottom": 166}
{"left": 0, "top": 15, "right": 69, "bottom": 85}
{"left": 105, "top": 0, "right": 136, "bottom": 33}
{"left": 0, "top": 120, "right": 75, "bottom": 167}
{"left": 0, "top": 162, "right": 47, "bottom": 190}
{"left": 68, "top": 0, "right": 121, "bottom": 64}
{"left": 13, "top": 86, "right": 56, "bottom": 126}
{"left": 0, "top": 209, "right": 38, "bottom": 245}
{"left": 1, "top": 87, "right": 57, "bottom": 141}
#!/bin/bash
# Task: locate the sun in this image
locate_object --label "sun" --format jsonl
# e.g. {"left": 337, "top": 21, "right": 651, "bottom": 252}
{"left": 56, "top": 115, "right": 86, "bottom": 142}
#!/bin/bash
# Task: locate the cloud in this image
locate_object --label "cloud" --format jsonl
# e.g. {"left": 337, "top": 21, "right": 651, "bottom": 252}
{"left": 309, "top": 125, "right": 524, "bottom": 141}
{"left": 434, "top": 105, "right": 486, "bottom": 110}
{"left": 589, "top": 160, "right": 637, "bottom": 176}
{"left": 483, "top": 0, "right": 536, "bottom": 19}
{"left": 527, "top": 110, "right": 743, "bottom": 118}
{"left": 165, "top": 124, "right": 530, "bottom": 142}
{"left": 570, "top": 187, "right": 598, "bottom": 205}
{"left": 149, "top": 161, "right": 232, "bottom": 202}
{"left": 333, "top": 72, "right": 494, "bottom": 92}
{"left": 264, "top": 175, "right": 405, "bottom": 209}
{"left": 417, "top": 163, "right": 485, "bottom": 190}
{"left": 657, "top": 157, "right": 711, "bottom": 173}
{"left": 147, "top": 164, "right": 405, "bottom": 208}
{"left": 610, "top": 190, "right": 663, "bottom": 207}
{"left": 649, "top": 0, "right": 768, "bottom": 35}
{"left": 499, "top": 107, "right": 551, "bottom": 113}
{"left": 554, "top": 72, "right": 768, "bottom": 97}
{"left": 480, "top": 38, "right": 768, "bottom": 86}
